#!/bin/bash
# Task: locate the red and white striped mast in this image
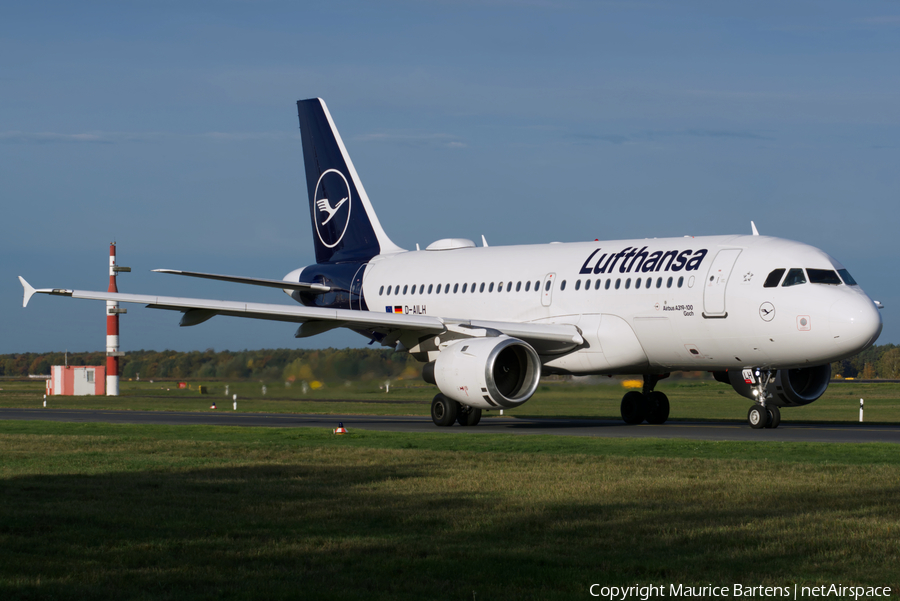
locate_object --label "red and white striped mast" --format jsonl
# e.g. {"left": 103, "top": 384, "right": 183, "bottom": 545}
{"left": 106, "top": 243, "right": 129, "bottom": 395}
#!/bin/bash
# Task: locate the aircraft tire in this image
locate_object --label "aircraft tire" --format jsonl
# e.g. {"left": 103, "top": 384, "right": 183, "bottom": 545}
{"left": 748, "top": 405, "right": 769, "bottom": 429}
{"left": 431, "top": 394, "right": 458, "bottom": 427}
{"left": 621, "top": 391, "right": 646, "bottom": 424}
{"left": 457, "top": 406, "right": 482, "bottom": 426}
{"left": 645, "top": 391, "right": 670, "bottom": 424}
{"left": 766, "top": 405, "right": 781, "bottom": 429}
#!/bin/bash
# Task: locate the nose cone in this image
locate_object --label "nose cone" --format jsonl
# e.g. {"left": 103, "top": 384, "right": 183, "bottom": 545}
{"left": 830, "top": 294, "right": 882, "bottom": 354}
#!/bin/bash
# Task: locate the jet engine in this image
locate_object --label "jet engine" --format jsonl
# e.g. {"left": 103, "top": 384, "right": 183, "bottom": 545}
{"left": 718, "top": 364, "right": 832, "bottom": 407}
{"left": 423, "top": 336, "right": 542, "bottom": 410}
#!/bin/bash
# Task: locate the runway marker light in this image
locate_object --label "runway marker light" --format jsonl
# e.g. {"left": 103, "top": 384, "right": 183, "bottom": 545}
{"left": 334, "top": 422, "right": 348, "bottom": 435}
{"left": 210, "top": 402, "right": 217, "bottom": 410}
{"left": 233, "top": 401, "right": 237, "bottom": 411}
{"left": 860, "top": 398, "right": 864, "bottom": 422}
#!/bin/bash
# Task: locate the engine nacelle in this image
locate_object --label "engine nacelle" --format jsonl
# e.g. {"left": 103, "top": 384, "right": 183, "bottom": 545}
{"left": 723, "top": 364, "right": 832, "bottom": 407}
{"left": 425, "top": 336, "right": 542, "bottom": 410}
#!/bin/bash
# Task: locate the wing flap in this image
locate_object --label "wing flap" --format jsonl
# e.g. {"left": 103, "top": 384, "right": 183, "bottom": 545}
{"left": 152, "top": 269, "right": 332, "bottom": 293}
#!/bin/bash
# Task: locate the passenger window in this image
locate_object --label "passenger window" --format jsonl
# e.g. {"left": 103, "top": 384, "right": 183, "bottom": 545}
{"left": 635, "top": 277, "right": 641, "bottom": 289}
{"left": 782, "top": 268, "right": 807, "bottom": 287}
{"left": 471, "top": 283, "right": 476, "bottom": 293}
{"left": 656, "top": 277, "right": 662, "bottom": 288}
{"left": 479, "top": 283, "right": 485, "bottom": 293}
{"left": 489, "top": 283, "right": 494, "bottom": 292}
{"left": 561, "top": 280, "right": 567, "bottom": 291}
{"left": 615, "top": 279, "right": 621, "bottom": 290}
{"left": 525, "top": 281, "right": 531, "bottom": 292}
{"left": 386, "top": 285, "right": 392, "bottom": 295}
{"left": 677, "top": 276, "right": 684, "bottom": 288}
{"left": 507, "top": 282, "right": 512, "bottom": 292}
{"left": 516, "top": 281, "right": 521, "bottom": 292}
{"left": 763, "top": 269, "right": 785, "bottom": 288}
{"left": 807, "top": 269, "right": 841, "bottom": 285}
{"left": 595, "top": 279, "right": 602, "bottom": 290}
{"left": 379, "top": 286, "right": 384, "bottom": 296}
{"left": 402, "top": 285, "right": 408, "bottom": 295}
{"left": 544, "top": 280, "right": 551, "bottom": 292}
{"left": 535, "top": 280, "right": 541, "bottom": 291}
{"left": 838, "top": 269, "right": 857, "bottom": 286}
{"left": 453, "top": 283, "right": 459, "bottom": 293}
{"left": 605, "top": 279, "right": 611, "bottom": 290}
{"left": 667, "top": 277, "right": 673, "bottom": 288}
{"left": 462, "top": 283, "right": 467, "bottom": 293}
{"left": 427, "top": 284, "right": 433, "bottom": 294}
{"left": 420, "top": 285, "right": 425, "bottom": 294}
{"left": 575, "top": 280, "right": 581, "bottom": 291}
{"left": 436, "top": 284, "right": 442, "bottom": 294}
{"left": 646, "top": 278, "right": 652, "bottom": 289}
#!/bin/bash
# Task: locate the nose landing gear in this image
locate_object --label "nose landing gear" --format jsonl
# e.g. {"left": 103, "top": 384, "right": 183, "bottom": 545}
{"left": 746, "top": 369, "right": 780, "bottom": 429}
{"left": 619, "top": 374, "right": 671, "bottom": 425}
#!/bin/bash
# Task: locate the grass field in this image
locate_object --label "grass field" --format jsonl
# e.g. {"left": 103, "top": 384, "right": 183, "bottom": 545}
{"left": 0, "top": 421, "right": 898, "bottom": 600}
{"left": 2, "top": 378, "right": 899, "bottom": 424}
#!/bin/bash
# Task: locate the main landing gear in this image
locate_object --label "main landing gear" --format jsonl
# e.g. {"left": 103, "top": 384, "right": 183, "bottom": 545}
{"left": 431, "top": 394, "right": 482, "bottom": 427}
{"left": 746, "top": 369, "right": 780, "bottom": 429}
{"left": 620, "top": 374, "right": 670, "bottom": 425}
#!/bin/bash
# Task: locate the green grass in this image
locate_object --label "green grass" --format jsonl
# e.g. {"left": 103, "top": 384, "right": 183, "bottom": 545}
{"left": 2, "top": 379, "right": 899, "bottom": 424}
{"left": 1, "top": 422, "right": 899, "bottom": 600}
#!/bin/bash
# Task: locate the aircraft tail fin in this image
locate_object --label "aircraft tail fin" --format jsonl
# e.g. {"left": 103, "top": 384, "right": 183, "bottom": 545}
{"left": 297, "top": 98, "right": 403, "bottom": 264}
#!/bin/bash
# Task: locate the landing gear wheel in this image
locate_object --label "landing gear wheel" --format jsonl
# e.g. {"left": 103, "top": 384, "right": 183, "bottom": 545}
{"left": 748, "top": 405, "right": 770, "bottom": 429}
{"left": 457, "top": 406, "right": 482, "bottom": 426}
{"left": 431, "top": 394, "right": 458, "bottom": 427}
{"left": 644, "top": 391, "right": 670, "bottom": 424}
{"left": 621, "top": 391, "right": 646, "bottom": 424}
{"left": 766, "top": 405, "right": 781, "bottom": 429}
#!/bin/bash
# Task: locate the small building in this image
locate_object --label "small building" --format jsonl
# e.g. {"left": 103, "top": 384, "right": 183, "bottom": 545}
{"left": 47, "top": 365, "right": 106, "bottom": 396}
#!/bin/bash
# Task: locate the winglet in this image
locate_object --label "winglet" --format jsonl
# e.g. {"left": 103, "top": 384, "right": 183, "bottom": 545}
{"left": 19, "top": 276, "right": 37, "bottom": 308}
{"left": 751, "top": 221, "right": 760, "bottom": 236}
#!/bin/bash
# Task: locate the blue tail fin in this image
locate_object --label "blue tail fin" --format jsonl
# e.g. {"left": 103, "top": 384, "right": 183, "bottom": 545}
{"left": 297, "top": 98, "right": 403, "bottom": 264}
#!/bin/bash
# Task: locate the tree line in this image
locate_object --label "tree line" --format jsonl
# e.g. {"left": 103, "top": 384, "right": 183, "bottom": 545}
{"left": 0, "top": 348, "right": 422, "bottom": 383}
{"left": 2, "top": 343, "right": 898, "bottom": 381}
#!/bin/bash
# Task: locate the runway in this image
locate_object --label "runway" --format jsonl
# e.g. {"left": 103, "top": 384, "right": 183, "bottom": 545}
{"left": 2, "top": 408, "right": 899, "bottom": 443}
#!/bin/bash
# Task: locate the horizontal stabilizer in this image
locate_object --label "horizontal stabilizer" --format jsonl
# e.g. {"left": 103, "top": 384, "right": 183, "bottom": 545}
{"left": 153, "top": 269, "right": 332, "bottom": 293}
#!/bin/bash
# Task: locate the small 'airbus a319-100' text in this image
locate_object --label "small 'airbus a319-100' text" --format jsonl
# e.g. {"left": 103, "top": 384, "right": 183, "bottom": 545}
{"left": 20, "top": 98, "right": 884, "bottom": 429}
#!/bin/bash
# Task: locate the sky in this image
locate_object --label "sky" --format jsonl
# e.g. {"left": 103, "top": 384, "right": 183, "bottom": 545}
{"left": 1, "top": 0, "right": 898, "bottom": 354}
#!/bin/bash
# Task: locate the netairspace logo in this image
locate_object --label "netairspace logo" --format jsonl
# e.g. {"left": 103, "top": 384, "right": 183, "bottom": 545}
{"left": 588, "top": 583, "right": 892, "bottom": 600}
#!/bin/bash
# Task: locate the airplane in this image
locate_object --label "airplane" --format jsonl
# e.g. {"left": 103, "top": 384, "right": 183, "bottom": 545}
{"left": 19, "top": 98, "right": 884, "bottom": 429}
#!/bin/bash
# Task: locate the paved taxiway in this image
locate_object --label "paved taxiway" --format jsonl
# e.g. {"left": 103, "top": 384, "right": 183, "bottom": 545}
{"left": 2, "top": 408, "right": 898, "bottom": 443}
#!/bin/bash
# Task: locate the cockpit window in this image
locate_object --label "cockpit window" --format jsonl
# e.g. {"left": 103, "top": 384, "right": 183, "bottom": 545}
{"left": 782, "top": 268, "right": 807, "bottom": 287}
{"left": 763, "top": 269, "right": 785, "bottom": 288}
{"left": 838, "top": 269, "right": 858, "bottom": 286}
{"left": 807, "top": 269, "right": 842, "bottom": 285}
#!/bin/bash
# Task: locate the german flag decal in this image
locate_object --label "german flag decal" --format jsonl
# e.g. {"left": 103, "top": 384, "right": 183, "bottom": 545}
{"left": 394, "top": 306, "right": 403, "bottom": 314}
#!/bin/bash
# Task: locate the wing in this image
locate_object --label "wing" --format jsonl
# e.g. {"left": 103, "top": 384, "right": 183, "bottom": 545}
{"left": 18, "top": 277, "right": 583, "bottom": 350}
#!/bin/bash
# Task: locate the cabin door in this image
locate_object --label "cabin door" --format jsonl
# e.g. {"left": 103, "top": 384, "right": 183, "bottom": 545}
{"left": 702, "top": 249, "right": 742, "bottom": 317}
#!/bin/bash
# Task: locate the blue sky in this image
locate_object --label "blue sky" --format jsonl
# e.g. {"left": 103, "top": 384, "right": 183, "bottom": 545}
{"left": 1, "top": 1, "right": 897, "bottom": 353}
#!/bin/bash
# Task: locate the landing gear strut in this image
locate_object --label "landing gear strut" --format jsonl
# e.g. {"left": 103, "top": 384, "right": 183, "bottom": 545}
{"left": 746, "top": 369, "right": 780, "bottom": 429}
{"left": 619, "top": 374, "right": 670, "bottom": 425}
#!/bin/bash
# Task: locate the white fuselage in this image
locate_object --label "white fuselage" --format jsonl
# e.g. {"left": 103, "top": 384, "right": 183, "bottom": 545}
{"left": 353, "top": 234, "right": 881, "bottom": 374}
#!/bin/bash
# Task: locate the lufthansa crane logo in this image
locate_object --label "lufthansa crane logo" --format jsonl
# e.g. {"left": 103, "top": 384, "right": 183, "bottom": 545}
{"left": 313, "top": 169, "right": 352, "bottom": 248}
